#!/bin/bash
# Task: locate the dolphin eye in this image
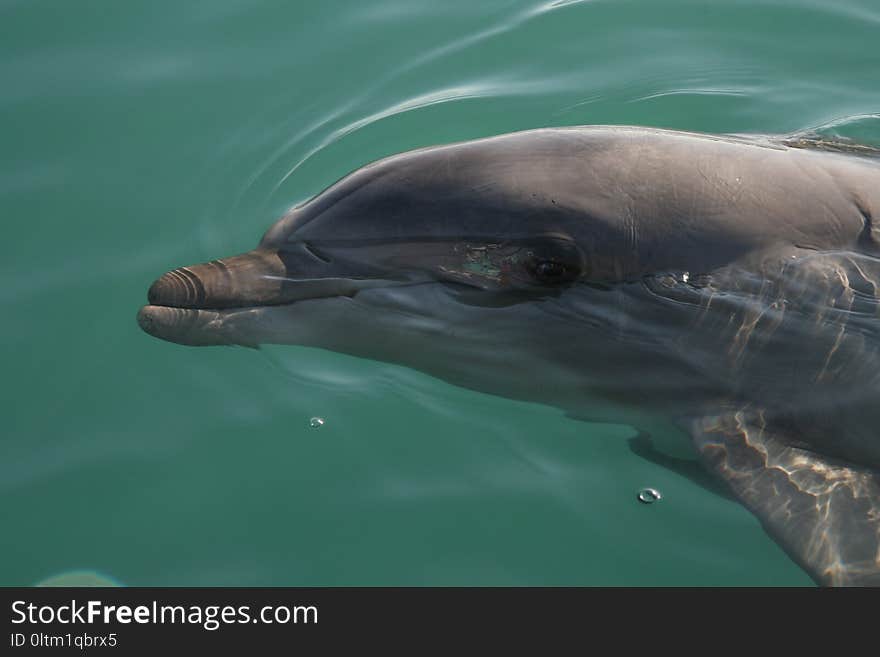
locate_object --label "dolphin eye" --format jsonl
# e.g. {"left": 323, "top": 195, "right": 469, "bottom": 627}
{"left": 532, "top": 260, "right": 574, "bottom": 284}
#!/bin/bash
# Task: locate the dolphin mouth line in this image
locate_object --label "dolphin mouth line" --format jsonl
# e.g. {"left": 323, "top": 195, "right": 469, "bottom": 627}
{"left": 136, "top": 264, "right": 431, "bottom": 346}
{"left": 142, "top": 295, "right": 289, "bottom": 313}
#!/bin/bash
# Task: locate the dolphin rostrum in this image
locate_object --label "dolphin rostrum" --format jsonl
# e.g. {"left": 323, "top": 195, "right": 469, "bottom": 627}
{"left": 138, "top": 126, "right": 880, "bottom": 585}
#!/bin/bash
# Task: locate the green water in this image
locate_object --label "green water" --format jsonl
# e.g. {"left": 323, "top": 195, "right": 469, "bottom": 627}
{"left": 4, "top": 0, "right": 879, "bottom": 586}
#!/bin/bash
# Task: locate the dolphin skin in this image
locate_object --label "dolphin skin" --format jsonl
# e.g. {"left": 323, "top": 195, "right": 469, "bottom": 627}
{"left": 139, "top": 126, "right": 880, "bottom": 585}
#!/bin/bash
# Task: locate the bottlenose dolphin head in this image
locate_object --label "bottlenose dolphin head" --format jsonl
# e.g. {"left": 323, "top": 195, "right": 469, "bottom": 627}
{"left": 138, "top": 131, "right": 663, "bottom": 404}
{"left": 138, "top": 128, "right": 783, "bottom": 412}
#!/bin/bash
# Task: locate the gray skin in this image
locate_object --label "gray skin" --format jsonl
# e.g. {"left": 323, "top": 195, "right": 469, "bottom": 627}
{"left": 138, "top": 126, "right": 880, "bottom": 585}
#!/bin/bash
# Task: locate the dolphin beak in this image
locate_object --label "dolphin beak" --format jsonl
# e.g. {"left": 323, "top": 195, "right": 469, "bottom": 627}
{"left": 137, "top": 248, "right": 286, "bottom": 346}
{"left": 146, "top": 249, "right": 286, "bottom": 309}
{"left": 137, "top": 245, "right": 402, "bottom": 345}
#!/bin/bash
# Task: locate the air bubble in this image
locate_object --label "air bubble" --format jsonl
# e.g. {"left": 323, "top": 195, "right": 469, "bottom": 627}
{"left": 637, "top": 488, "right": 662, "bottom": 504}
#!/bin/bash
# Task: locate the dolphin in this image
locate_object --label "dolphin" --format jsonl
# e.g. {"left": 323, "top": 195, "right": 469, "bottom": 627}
{"left": 138, "top": 126, "right": 880, "bottom": 585}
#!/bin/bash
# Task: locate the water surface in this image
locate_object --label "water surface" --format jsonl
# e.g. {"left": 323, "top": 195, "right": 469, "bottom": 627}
{"left": 4, "top": 0, "right": 880, "bottom": 585}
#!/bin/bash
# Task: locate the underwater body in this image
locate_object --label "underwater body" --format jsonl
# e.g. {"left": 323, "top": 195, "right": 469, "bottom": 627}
{"left": 140, "top": 126, "right": 880, "bottom": 585}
